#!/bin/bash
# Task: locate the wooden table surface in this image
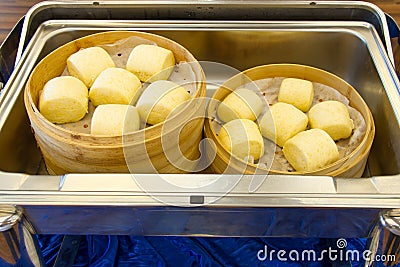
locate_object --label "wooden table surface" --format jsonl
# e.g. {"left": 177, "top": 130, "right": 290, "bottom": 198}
{"left": 0, "top": 0, "right": 39, "bottom": 43}
{"left": 1, "top": 0, "right": 400, "bottom": 44}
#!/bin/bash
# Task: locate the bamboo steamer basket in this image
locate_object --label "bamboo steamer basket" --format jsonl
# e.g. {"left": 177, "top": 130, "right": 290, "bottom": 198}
{"left": 204, "top": 64, "right": 375, "bottom": 177}
{"left": 25, "top": 31, "right": 206, "bottom": 175}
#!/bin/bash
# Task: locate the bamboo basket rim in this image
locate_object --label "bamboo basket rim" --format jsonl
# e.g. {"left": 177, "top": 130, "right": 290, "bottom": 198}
{"left": 25, "top": 30, "right": 206, "bottom": 141}
{"left": 206, "top": 63, "right": 375, "bottom": 175}
{"left": 327, "top": 122, "right": 375, "bottom": 177}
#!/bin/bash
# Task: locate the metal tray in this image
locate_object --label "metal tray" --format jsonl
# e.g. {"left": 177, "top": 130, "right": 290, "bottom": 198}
{"left": 17, "top": 1, "right": 395, "bottom": 64}
{"left": 0, "top": 19, "right": 399, "bottom": 237}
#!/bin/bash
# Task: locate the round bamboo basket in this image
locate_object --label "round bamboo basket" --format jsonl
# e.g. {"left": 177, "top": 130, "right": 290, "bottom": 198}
{"left": 25, "top": 31, "right": 206, "bottom": 174}
{"left": 204, "top": 64, "right": 375, "bottom": 177}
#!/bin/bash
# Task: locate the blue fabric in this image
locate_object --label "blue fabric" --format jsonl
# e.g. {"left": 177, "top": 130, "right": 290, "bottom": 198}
{"left": 3, "top": 235, "right": 399, "bottom": 266}
{"left": 33, "top": 236, "right": 377, "bottom": 267}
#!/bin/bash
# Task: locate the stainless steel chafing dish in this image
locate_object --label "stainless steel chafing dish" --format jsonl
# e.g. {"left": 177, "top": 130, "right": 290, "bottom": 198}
{"left": 0, "top": 1, "right": 399, "bottom": 266}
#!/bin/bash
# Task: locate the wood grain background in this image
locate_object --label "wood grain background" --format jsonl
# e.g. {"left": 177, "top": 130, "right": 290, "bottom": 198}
{"left": 1, "top": 0, "right": 400, "bottom": 44}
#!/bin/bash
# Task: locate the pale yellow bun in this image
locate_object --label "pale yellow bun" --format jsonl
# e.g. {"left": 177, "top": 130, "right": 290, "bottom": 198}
{"left": 136, "top": 80, "right": 190, "bottom": 125}
{"left": 217, "top": 88, "right": 264, "bottom": 123}
{"left": 308, "top": 100, "right": 354, "bottom": 140}
{"left": 218, "top": 119, "right": 264, "bottom": 161}
{"left": 39, "top": 76, "right": 88, "bottom": 124}
{"left": 283, "top": 128, "right": 339, "bottom": 172}
{"left": 278, "top": 78, "right": 314, "bottom": 112}
{"left": 89, "top": 67, "right": 142, "bottom": 106}
{"left": 67, "top": 47, "right": 115, "bottom": 87}
{"left": 259, "top": 102, "right": 308, "bottom": 147}
{"left": 126, "top": 44, "right": 175, "bottom": 82}
{"left": 91, "top": 104, "right": 140, "bottom": 135}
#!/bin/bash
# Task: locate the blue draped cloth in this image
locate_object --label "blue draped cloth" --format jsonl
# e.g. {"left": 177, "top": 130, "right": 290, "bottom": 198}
{"left": 36, "top": 236, "right": 372, "bottom": 267}
{"left": 3, "top": 235, "right": 399, "bottom": 266}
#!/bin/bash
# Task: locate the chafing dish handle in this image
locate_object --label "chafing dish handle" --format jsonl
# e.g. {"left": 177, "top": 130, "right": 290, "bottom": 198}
{"left": 366, "top": 209, "right": 400, "bottom": 266}
{"left": 0, "top": 205, "right": 44, "bottom": 266}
